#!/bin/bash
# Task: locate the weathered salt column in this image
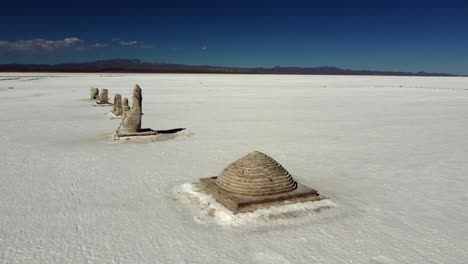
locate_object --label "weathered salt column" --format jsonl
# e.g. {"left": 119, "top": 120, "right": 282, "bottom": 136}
{"left": 112, "top": 94, "right": 123, "bottom": 116}
{"left": 122, "top": 85, "right": 142, "bottom": 132}
{"left": 99, "top": 89, "right": 109, "bottom": 104}
{"left": 122, "top": 98, "right": 130, "bottom": 113}
{"left": 90, "top": 88, "right": 100, "bottom": 100}
{"left": 113, "top": 84, "right": 158, "bottom": 140}
{"left": 199, "top": 151, "right": 324, "bottom": 213}
{"left": 94, "top": 88, "right": 113, "bottom": 106}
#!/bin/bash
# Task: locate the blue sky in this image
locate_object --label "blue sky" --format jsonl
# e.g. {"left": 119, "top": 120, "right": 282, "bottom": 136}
{"left": 0, "top": 0, "right": 467, "bottom": 74}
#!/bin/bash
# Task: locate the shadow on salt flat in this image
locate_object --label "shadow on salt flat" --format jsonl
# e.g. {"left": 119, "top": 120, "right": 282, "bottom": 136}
{"left": 0, "top": 86, "right": 15, "bottom": 91}
{"left": 175, "top": 182, "right": 336, "bottom": 228}
{"left": 0, "top": 78, "right": 21, "bottom": 81}
{"left": 55, "top": 129, "right": 193, "bottom": 146}
{"left": 21, "top": 77, "right": 47, "bottom": 82}
{"left": 110, "top": 128, "right": 193, "bottom": 144}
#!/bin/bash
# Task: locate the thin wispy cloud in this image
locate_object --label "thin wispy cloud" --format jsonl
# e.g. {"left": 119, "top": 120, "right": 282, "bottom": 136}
{"left": 0, "top": 38, "right": 84, "bottom": 52}
{"left": 138, "top": 44, "right": 154, "bottom": 49}
{"left": 0, "top": 37, "right": 154, "bottom": 53}
{"left": 120, "top": 40, "right": 138, "bottom": 46}
{"left": 94, "top": 43, "right": 108, "bottom": 48}
{"left": 116, "top": 39, "right": 153, "bottom": 48}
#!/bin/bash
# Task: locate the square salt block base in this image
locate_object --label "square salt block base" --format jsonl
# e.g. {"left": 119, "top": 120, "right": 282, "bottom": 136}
{"left": 94, "top": 102, "right": 113, "bottom": 106}
{"left": 112, "top": 128, "right": 158, "bottom": 141}
{"left": 199, "top": 177, "right": 323, "bottom": 214}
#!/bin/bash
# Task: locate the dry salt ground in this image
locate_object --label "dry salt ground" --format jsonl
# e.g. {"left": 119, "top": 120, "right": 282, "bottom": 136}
{"left": 0, "top": 73, "right": 468, "bottom": 263}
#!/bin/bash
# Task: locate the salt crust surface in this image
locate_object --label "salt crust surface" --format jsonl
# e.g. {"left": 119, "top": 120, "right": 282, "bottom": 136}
{"left": 0, "top": 73, "right": 467, "bottom": 263}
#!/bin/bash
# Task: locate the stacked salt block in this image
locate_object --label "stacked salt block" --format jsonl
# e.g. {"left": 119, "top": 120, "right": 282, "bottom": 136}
{"left": 200, "top": 151, "right": 323, "bottom": 213}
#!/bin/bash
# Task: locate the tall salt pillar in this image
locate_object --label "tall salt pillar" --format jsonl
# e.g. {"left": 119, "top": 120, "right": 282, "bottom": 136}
{"left": 122, "top": 98, "right": 130, "bottom": 113}
{"left": 122, "top": 84, "right": 142, "bottom": 132}
{"left": 99, "top": 89, "right": 110, "bottom": 104}
{"left": 113, "top": 94, "right": 123, "bottom": 116}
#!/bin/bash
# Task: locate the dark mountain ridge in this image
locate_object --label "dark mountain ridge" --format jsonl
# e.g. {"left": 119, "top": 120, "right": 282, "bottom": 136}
{"left": 0, "top": 59, "right": 459, "bottom": 76}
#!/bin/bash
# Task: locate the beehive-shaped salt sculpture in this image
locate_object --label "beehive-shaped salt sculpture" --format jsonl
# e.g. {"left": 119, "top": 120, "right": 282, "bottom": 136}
{"left": 216, "top": 151, "right": 297, "bottom": 196}
{"left": 200, "top": 151, "right": 323, "bottom": 213}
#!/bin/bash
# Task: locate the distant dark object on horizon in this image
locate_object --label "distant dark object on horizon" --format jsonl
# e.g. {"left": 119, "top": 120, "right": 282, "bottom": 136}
{"left": 0, "top": 59, "right": 460, "bottom": 77}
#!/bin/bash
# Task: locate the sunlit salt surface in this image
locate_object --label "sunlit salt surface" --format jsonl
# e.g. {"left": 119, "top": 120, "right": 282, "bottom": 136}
{"left": 1, "top": 73, "right": 467, "bottom": 263}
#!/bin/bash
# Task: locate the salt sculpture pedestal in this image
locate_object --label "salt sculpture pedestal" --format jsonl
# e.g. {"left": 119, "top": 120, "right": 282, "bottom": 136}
{"left": 199, "top": 151, "right": 323, "bottom": 214}
{"left": 94, "top": 101, "right": 113, "bottom": 106}
{"left": 112, "top": 128, "right": 158, "bottom": 141}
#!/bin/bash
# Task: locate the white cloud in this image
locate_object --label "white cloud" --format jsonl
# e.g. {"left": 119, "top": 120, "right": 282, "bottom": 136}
{"left": 0, "top": 37, "right": 84, "bottom": 52}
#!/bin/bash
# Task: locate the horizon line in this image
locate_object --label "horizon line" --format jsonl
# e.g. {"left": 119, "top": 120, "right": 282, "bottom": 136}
{"left": 0, "top": 58, "right": 464, "bottom": 76}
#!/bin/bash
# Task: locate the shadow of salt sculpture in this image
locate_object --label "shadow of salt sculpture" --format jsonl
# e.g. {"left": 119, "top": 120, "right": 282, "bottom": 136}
{"left": 90, "top": 87, "right": 100, "bottom": 100}
{"left": 112, "top": 84, "right": 158, "bottom": 140}
{"left": 94, "top": 88, "right": 113, "bottom": 106}
{"left": 107, "top": 94, "right": 123, "bottom": 119}
{"left": 200, "top": 151, "right": 324, "bottom": 214}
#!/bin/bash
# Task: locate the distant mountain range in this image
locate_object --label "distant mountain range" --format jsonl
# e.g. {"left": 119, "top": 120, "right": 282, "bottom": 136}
{"left": 0, "top": 59, "right": 460, "bottom": 76}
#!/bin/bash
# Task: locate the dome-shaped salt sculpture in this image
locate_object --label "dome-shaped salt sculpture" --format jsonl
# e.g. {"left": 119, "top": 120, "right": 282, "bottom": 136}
{"left": 200, "top": 151, "right": 323, "bottom": 213}
{"left": 216, "top": 151, "right": 297, "bottom": 196}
